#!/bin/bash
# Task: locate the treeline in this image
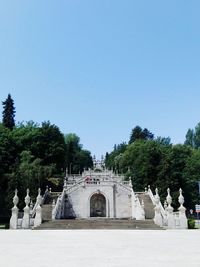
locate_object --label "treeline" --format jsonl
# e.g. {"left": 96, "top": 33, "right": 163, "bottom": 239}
{"left": 0, "top": 94, "right": 93, "bottom": 216}
{"left": 105, "top": 126, "right": 200, "bottom": 210}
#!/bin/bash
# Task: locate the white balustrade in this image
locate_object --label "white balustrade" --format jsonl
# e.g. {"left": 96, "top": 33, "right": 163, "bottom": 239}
{"left": 22, "top": 189, "right": 31, "bottom": 229}
{"left": 153, "top": 188, "right": 163, "bottom": 227}
{"left": 34, "top": 189, "right": 43, "bottom": 228}
{"left": 10, "top": 189, "right": 19, "bottom": 229}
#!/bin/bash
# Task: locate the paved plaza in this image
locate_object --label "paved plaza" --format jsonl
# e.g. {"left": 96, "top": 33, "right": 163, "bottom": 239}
{"left": 0, "top": 230, "right": 199, "bottom": 267}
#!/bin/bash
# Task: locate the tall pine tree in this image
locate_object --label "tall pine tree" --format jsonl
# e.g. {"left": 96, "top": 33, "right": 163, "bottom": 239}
{"left": 2, "top": 94, "right": 15, "bottom": 130}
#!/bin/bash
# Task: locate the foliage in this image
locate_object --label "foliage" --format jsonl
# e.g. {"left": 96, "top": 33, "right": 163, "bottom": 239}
{"left": 106, "top": 125, "right": 200, "bottom": 209}
{"left": 129, "top": 126, "right": 154, "bottom": 144}
{"left": 65, "top": 133, "right": 93, "bottom": 174}
{"left": 188, "top": 219, "right": 196, "bottom": 229}
{"left": 105, "top": 142, "right": 127, "bottom": 172}
{"left": 185, "top": 123, "right": 200, "bottom": 148}
{"left": 2, "top": 94, "right": 15, "bottom": 130}
{"left": 0, "top": 119, "right": 93, "bottom": 215}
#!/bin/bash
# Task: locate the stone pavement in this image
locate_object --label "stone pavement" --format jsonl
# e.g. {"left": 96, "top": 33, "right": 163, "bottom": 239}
{"left": 0, "top": 230, "right": 199, "bottom": 267}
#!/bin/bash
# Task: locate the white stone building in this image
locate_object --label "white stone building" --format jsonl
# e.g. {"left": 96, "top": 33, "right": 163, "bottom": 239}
{"left": 54, "top": 161, "right": 134, "bottom": 220}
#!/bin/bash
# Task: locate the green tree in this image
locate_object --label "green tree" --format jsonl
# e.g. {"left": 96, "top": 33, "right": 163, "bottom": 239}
{"left": 129, "top": 126, "right": 154, "bottom": 144}
{"left": 2, "top": 94, "right": 16, "bottom": 130}
{"left": 65, "top": 133, "right": 93, "bottom": 174}
{"left": 119, "top": 140, "right": 164, "bottom": 190}
{"left": 105, "top": 142, "right": 127, "bottom": 172}
{"left": 182, "top": 149, "right": 200, "bottom": 208}
{"left": 185, "top": 123, "right": 200, "bottom": 148}
{"left": 6, "top": 150, "right": 55, "bottom": 210}
{"left": 0, "top": 124, "right": 16, "bottom": 215}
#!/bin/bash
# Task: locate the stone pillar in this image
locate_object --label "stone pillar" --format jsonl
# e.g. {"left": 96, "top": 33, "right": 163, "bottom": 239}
{"left": 10, "top": 189, "right": 19, "bottom": 229}
{"left": 52, "top": 199, "right": 56, "bottom": 220}
{"left": 22, "top": 189, "right": 30, "bottom": 229}
{"left": 34, "top": 188, "right": 43, "bottom": 228}
{"left": 141, "top": 199, "right": 145, "bottom": 220}
{"left": 131, "top": 189, "right": 136, "bottom": 219}
{"left": 166, "top": 188, "right": 175, "bottom": 228}
{"left": 154, "top": 188, "right": 163, "bottom": 227}
{"left": 163, "top": 200, "right": 168, "bottom": 226}
{"left": 178, "top": 189, "right": 188, "bottom": 229}
{"left": 134, "top": 194, "right": 145, "bottom": 220}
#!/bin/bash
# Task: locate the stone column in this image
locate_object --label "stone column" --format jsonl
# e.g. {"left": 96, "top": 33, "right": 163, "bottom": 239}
{"left": 10, "top": 189, "right": 19, "bottom": 229}
{"left": 52, "top": 199, "right": 56, "bottom": 220}
{"left": 22, "top": 189, "right": 30, "bottom": 229}
{"left": 166, "top": 188, "right": 175, "bottom": 228}
{"left": 178, "top": 188, "right": 188, "bottom": 229}
{"left": 134, "top": 194, "right": 145, "bottom": 220}
{"left": 34, "top": 188, "right": 43, "bottom": 228}
{"left": 153, "top": 188, "right": 163, "bottom": 227}
{"left": 163, "top": 200, "right": 168, "bottom": 226}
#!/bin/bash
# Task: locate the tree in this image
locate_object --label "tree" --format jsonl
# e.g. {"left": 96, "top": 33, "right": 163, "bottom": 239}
{"left": 119, "top": 140, "right": 164, "bottom": 190}
{"left": 185, "top": 123, "right": 200, "bottom": 148}
{"left": 129, "top": 126, "right": 154, "bottom": 144}
{"left": 105, "top": 142, "right": 127, "bottom": 172}
{"left": 182, "top": 149, "right": 200, "bottom": 208}
{"left": 6, "top": 150, "right": 55, "bottom": 210}
{"left": 36, "top": 121, "right": 67, "bottom": 172}
{"left": 65, "top": 133, "right": 93, "bottom": 174}
{"left": 0, "top": 124, "right": 16, "bottom": 215}
{"left": 185, "top": 129, "right": 194, "bottom": 147}
{"left": 2, "top": 94, "right": 16, "bottom": 130}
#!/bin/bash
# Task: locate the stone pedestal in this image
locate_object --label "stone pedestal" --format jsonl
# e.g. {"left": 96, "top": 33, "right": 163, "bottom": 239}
{"left": 166, "top": 205, "right": 175, "bottom": 228}
{"left": 22, "top": 206, "right": 30, "bottom": 229}
{"left": 10, "top": 206, "right": 19, "bottom": 229}
{"left": 178, "top": 189, "right": 188, "bottom": 229}
{"left": 34, "top": 205, "right": 42, "bottom": 228}
{"left": 154, "top": 204, "right": 163, "bottom": 227}
{"left": 153, "top": 188, "right": 163, "bottom": 227}
{"left": 10, "top": 189, "right": 19, "bottom": 229}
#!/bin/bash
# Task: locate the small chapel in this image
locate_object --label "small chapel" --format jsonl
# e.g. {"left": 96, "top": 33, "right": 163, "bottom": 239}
{"left": 10, "top": 158, "right": 188, "bottom": 229}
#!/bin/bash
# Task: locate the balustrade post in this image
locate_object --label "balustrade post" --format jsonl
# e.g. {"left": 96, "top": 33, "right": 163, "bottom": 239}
{"left": 10, "top": 189, "right": 19, "bottom": 229}
{"left": 52, "top": 199, "right": 56, "bottom": 220}
{"left": 166, "top": 188, "right": 175, "bottom": 228}
{"left": 153, "top": 188, "right": 163, "bottom": 227}
{"left": 34, "top": 188, "right": 43, "bottom": 228}
{"left": 178, "top": 188, "right": 188, "bottom": 229}
{"left": 22, "top": 189, "right": 31, "bottom": 229}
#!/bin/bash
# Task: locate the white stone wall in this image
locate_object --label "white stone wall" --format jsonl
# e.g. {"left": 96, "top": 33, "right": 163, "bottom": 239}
{"left": 115, "top": 185, "right": 132, "bottom": 218}
{"left": 68, "top": 183, "right": 132, "bottom": 219}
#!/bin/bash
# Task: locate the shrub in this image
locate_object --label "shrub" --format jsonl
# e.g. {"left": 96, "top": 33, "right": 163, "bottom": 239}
{"left": 188, "top": 219, "right": 196, "bottom": 229}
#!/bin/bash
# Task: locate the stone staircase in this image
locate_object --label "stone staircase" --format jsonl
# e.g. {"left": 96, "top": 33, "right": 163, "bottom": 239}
{"left": 37, "top": 191, "right": 160, "bottom": 230}
{"left": 42, "top": 204, "right": 52, "bottom": 221}
{"left": 35, "top": 218, "right": 163, "bottom": 230}
{"left": 137, "top": 193, "right": 155, "bottom": 219}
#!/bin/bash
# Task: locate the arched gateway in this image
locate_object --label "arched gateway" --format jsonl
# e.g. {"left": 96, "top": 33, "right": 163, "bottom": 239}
{"left": 90, "top": 193, "right": 106, "bottom": 217}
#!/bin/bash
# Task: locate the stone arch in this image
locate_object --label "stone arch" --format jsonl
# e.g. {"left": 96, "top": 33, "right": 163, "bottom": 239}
{"left": 88, "top": 191, "right": 109, "bottom": 218}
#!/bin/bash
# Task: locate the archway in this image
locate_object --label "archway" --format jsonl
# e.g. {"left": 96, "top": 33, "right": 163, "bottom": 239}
{"left": 90, "top": 193, "right": 106, "bottom": 217}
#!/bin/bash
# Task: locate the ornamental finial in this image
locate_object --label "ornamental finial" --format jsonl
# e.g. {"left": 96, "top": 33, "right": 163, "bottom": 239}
{"left": 13, "top": 189, "right": 19, "bottom": 206}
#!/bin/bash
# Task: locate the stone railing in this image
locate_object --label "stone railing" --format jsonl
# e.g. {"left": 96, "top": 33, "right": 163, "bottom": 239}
{"left": 148, "top": 187, "right": 188, "bottom": 229}
{"left": 10, "top": 188, "right": 43, "bottom": 229}
{"left": 52, "top": 191, "right": 64, "bottom": 220}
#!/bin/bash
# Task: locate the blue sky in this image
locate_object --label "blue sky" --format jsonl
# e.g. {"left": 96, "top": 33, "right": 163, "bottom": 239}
{"left": 0, "top": 1, "right": 200, "bottom": 157}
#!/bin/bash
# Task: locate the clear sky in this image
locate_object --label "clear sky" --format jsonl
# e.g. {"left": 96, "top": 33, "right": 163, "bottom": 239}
{"left": 0, "top": 1, "right": 200, "bottom": 158}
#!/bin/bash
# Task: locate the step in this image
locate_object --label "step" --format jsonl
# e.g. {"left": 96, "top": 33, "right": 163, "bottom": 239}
{"left": 42, "top": 204, "right": 52, "bottom": 221}
{"left": 35, "top": 219, "right": 163, "bottom": 230}
{"left": 137, "top": 194, "right": 155, "bottom": 219}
